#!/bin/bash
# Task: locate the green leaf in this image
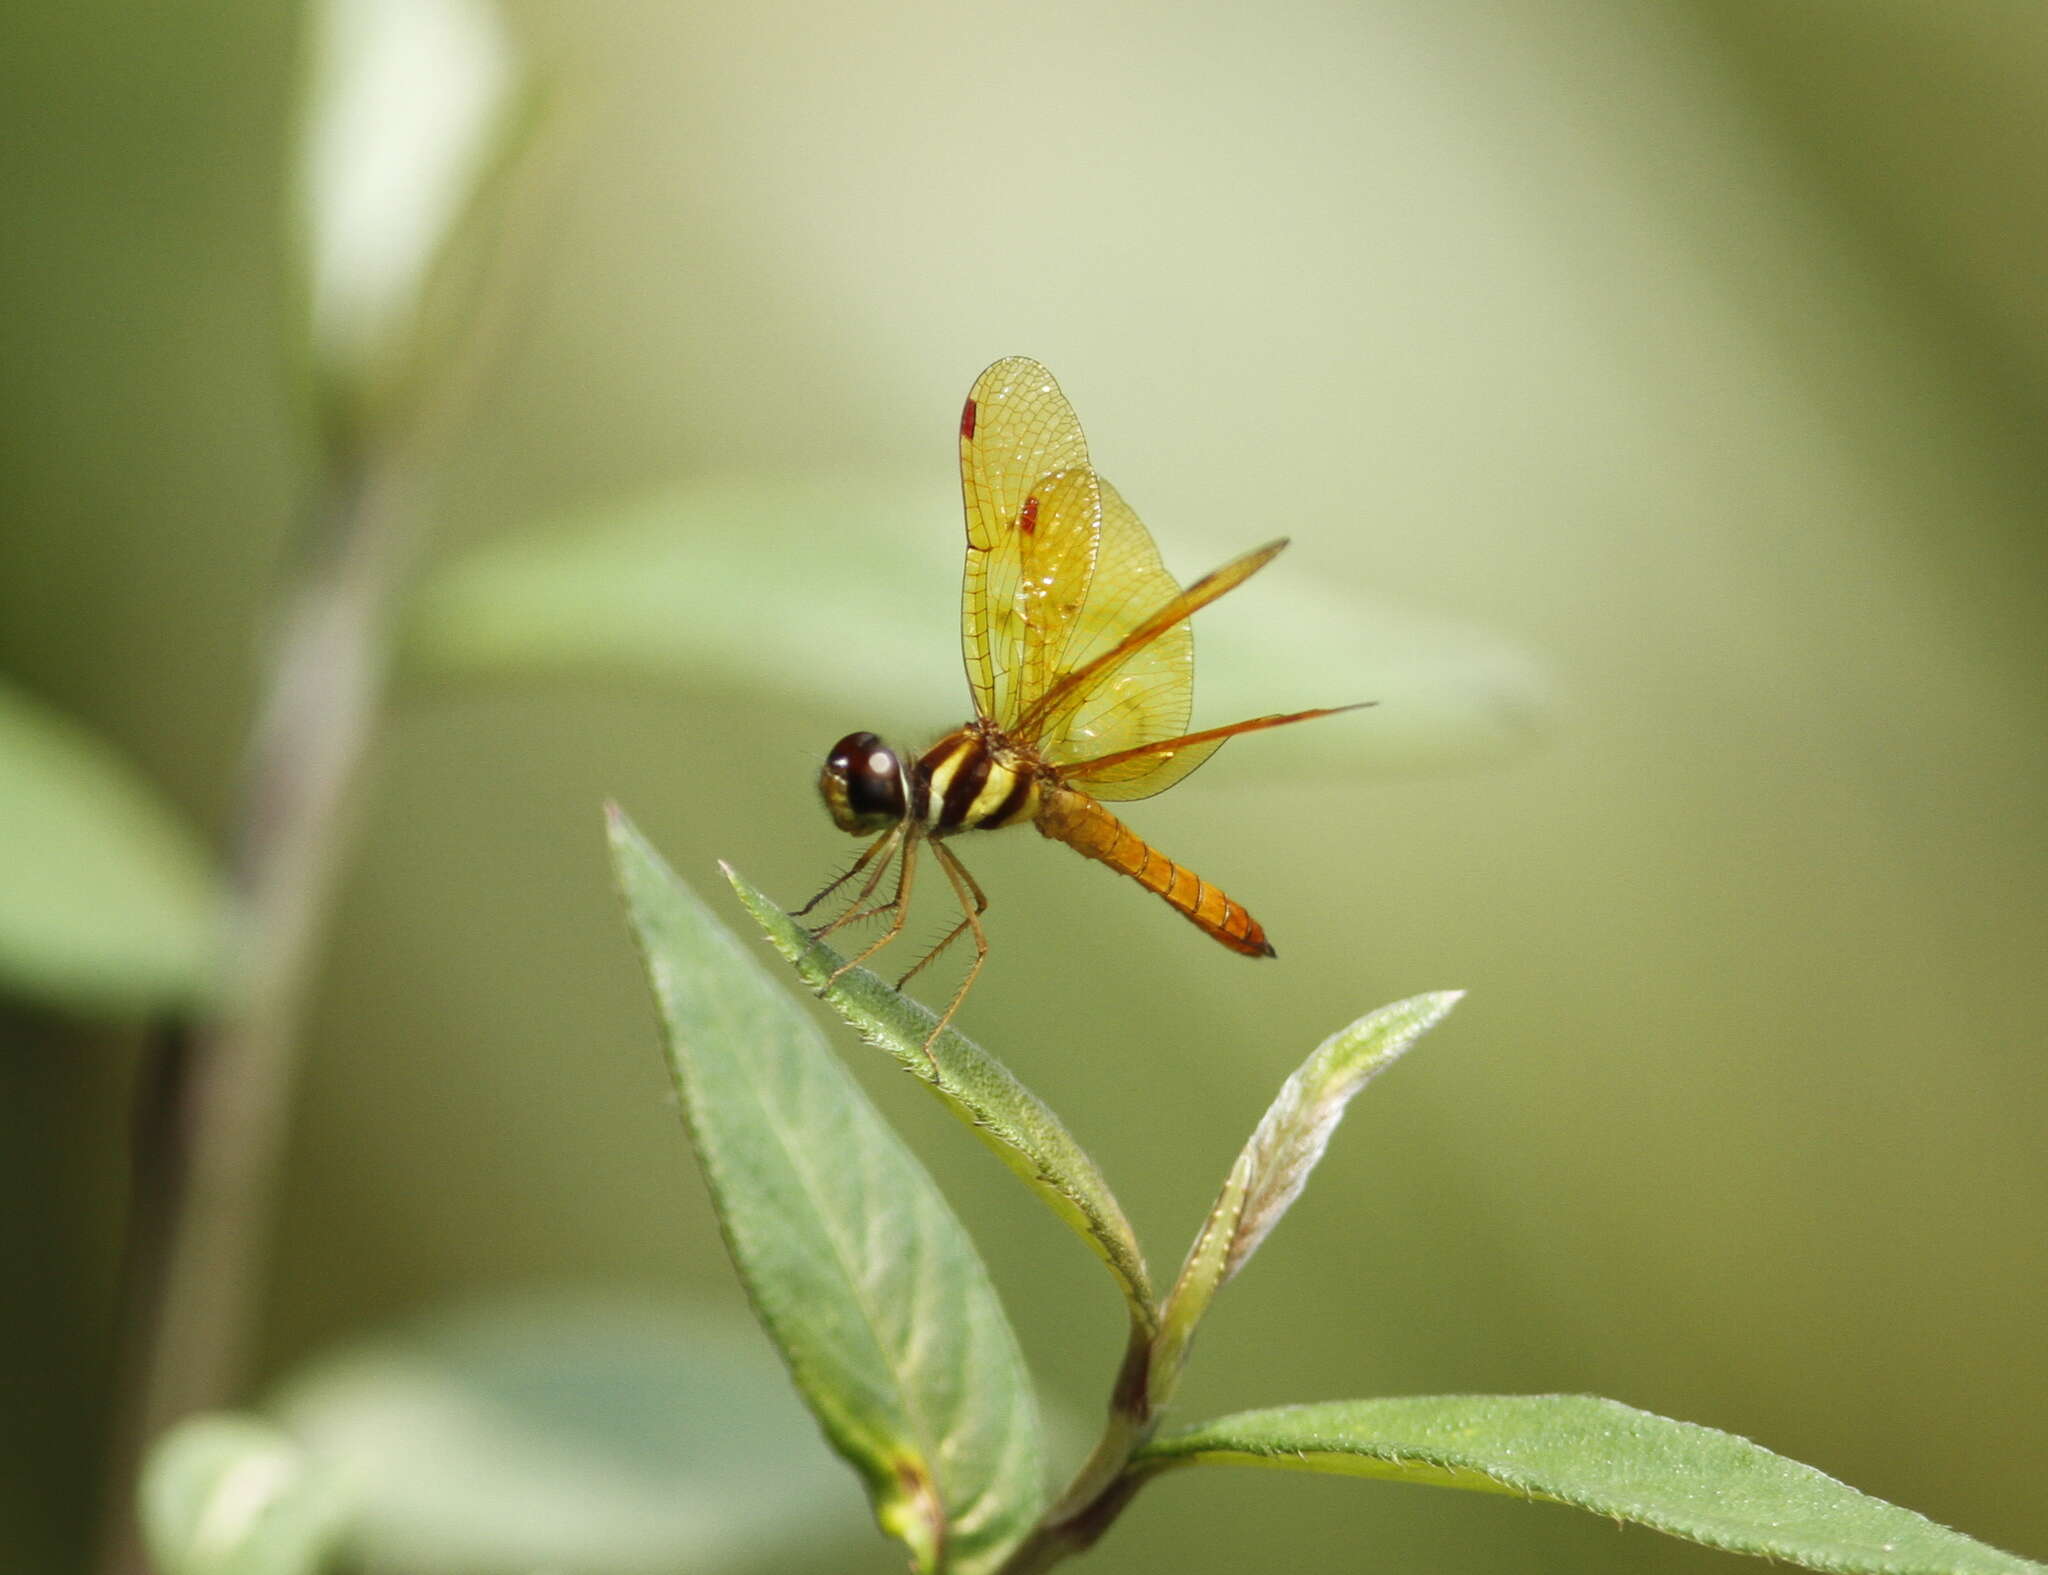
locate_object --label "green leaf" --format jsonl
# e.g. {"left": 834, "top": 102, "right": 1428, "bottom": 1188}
{"left": 138, "top": 1413, "right": 351, "bottom": 1575}
{"left": 1137, "top": 1395, "right": 2047, "bottom": 1575}
{"left": 722, "top": 859, "right": 1156, "bottom": 1330}
{"left": 0, "top": 676, "right": 221, "bottom": 1017}
{"left": 1153, "top": 994, "right": 1460, "bottom": 1397}
{"left": 610, "top": 813, "right": 1043, "bottom": 1575}
{"left": 268, "top": 1290, "right": 864, "bottom": 1574}
{"left": 401, "top": 478, "right": 1547, "bottom": 771}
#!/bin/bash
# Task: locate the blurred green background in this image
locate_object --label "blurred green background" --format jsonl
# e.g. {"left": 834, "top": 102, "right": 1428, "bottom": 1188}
{"left": 4, "top": 2, "right": 2045, "bottom": 1572}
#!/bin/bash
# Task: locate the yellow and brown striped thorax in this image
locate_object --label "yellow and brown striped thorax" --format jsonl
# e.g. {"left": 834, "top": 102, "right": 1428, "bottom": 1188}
{"left": 917, "top": 726, "right": 1043, "bottom": 836}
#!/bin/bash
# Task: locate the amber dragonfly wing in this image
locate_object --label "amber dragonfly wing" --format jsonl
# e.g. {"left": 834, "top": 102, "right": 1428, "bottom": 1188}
{"left": 961, "top": 358, "right": 1365, "bottom": 802}
{"left": 957, "top": 357, "right": 1203, "bottom": 749}
{"left": 957, "top": 356, "right": 1099, "bottom": 728}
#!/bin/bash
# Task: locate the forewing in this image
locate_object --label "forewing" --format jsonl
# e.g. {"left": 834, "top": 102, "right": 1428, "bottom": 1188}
{"left": 959, "top": 358, "right": 1099, "bottom": 726}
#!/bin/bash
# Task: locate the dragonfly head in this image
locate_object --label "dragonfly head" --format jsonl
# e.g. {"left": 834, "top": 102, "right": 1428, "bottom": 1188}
{"left": 820, "top": 732, "right": 907, "bottom": 835}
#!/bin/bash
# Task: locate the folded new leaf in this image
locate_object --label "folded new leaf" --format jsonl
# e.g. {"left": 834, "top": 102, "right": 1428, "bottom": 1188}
{"left": 1152, "top": 993, "right": 1461, "bottom": 1400}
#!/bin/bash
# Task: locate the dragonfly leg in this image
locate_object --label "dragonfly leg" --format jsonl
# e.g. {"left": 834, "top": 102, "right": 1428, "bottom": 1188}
{"left": 910, "top": 840, "right": 990, "bottom": 1067}
{"left": 800, "top": 827, "right": 898, "bottom": 932}
{"left": 828, "top": 835, "right": 914, "bottom": 935}
{"left": 897, "top": 843, "right": 986, "bottom": 990}
{"left": 826, "top": 828, "right": 918, "bottom": 986}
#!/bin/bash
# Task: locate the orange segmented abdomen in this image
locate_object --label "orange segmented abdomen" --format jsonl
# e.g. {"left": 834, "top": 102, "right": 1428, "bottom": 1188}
{"left": 1035, "top": 786, "right": 1275, "bottom": 958}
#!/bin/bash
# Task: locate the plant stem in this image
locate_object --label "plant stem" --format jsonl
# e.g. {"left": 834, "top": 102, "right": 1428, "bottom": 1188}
{"left": 95, "top": 441, "right": 415, "bottom": 1575}
{"left": 171, "top": 448, "right": 406, "bottom": 1398}
{"left": 996, "top": 1317, "right": 1160, "bottom": 1574}
{"left": 89, "top": 75, "right": 551, "bottom": 1568}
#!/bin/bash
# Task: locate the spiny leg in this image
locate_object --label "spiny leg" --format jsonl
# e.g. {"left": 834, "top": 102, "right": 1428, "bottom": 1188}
{"left": 897, "top": 842, "right": 986, "bottom": 990}
{"left": 795, "top": 828, "right": 896, "bottom": 922}
{"left": 830, "top": 838, "right": 915, "bottom": 935}
{"left": 809, "top": 826, "right": 903, "bottom": 941}
{"left": 826, "top": 827, "right": 919, "bottom": 987}
{"left": 912, "top": 840, "right": 990, "bottom": 1060}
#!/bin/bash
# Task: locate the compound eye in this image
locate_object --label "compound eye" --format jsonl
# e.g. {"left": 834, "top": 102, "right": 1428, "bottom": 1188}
{"left": 827, "top": 732, "right": 884, "bottom": 775}
{"left": 820, "top": 732, "right": 904, "bottom": 832}
{"left": 845, "top": 749, "right": 903, "bottom": 820}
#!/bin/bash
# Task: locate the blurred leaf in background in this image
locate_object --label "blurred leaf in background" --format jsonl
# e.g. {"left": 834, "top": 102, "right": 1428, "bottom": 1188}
{"left": 0, "top": 678, "right": 221, "bottom": 1018}
{"left": 138, "top": 1414, "right": 351, "bottom": 1575}
{"left": 403, "top": 475, "right": 1549, "bottom": 772}
{"left": 269, "top": 1291, "right": 867, "bottom": 1574}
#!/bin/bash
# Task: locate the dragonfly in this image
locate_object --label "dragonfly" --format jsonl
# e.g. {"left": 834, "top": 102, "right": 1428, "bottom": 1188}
{"left": 799, "top": 357, "right": 1368, "bottom": 1051}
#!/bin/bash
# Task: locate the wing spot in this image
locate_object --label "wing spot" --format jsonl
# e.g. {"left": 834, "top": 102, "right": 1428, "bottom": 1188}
{"left": 960, "top": 398, "right": 978, "bottom": 440}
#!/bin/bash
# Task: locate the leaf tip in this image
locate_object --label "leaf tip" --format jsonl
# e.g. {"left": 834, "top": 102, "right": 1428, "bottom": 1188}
{"left": 601, "top": 806, "right": 633, "bottom": 875}
{"left": 718, "top": 859, "right": 766, "bottom": 913}
{"left": 602, "top": 806, "right": 662, "bottom": 899}
{"left": 1405, "top": 988, "right": 1466, "bottom": 1028}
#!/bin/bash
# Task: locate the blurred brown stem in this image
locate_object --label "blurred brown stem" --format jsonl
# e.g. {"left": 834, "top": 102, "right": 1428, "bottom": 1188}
{"left": 96, "top": 439, "right": 416, "bottom": 1575}
{"left": 89, "top": 69, "right": 552, "bottom": 1568}
{"left": 155, "top": 443, "right": 410, "bottom": 1407}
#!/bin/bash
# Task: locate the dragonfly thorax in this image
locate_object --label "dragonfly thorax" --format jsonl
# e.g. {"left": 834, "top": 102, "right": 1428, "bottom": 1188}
{"left": 916, "top": 727, "right": 1043, "bottom": 836}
